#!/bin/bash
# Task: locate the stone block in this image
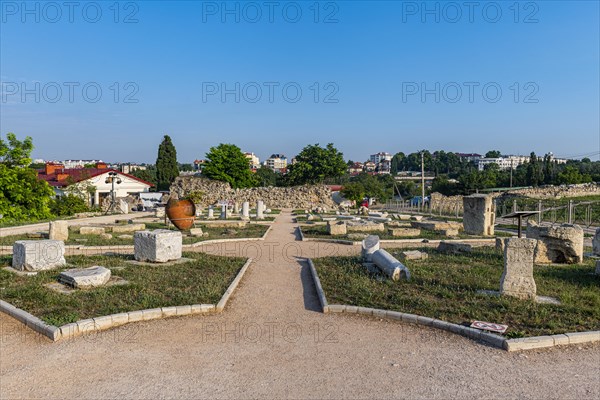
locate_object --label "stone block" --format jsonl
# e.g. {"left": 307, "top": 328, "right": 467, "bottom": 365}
{"left": 112, "top": 223, "right": 146, "bottom": 233}
{"left": 344, "top": 305, "right": 358, "bottom": 313}
{"left": 100, "top": 233, "right": 113, "bottom": 240}
{"left": 389, "top": 228, "right": 421, "bottom": 237}
{"left": 48, "top": 221, "right": 69, "bottom": 241}
{"left": 346, "top": 220, "right": 385, "bottom": 232}
{"left": 437, "top": 241, "right": 472, "bottom": 255}
{"left": 385, "top": 311, "right": 403, "bottom": 320}
{"left": 596, "top": 260, "right": 600, "bottom": 276}
{"left": 504, "top": 336, "right": 554, "bottom": 351}
{"left": 190, "top": 228, "right": 204, "bottom": 237}
{"left": 401, "top": 313, "right": 418, "bottom": 324}
{"left": 463, "top": 194, "right": 495, "bottom": 236}
{"left": 155, "top": 207, "right": 166, "bottom": 218}
{"left": 565, "top": 331, "right": 600, "bottom": 344}
{"left": 176, "top": 305, "right": 192, "bottom": 316}
{"left": 12, "top": 240, "right": 66, "bottom": 272}
{"left": 550, "top": 334, "right": 570, "bottom": 346}
{"left": 60, "top": 323, "right": 79, "bottom": 339}
{"left": 80, "top": 226, "right": 106, "bottom": 235}
{"left": 161, "top": 306, "right": 177, "bottom": 317}
{"left": 399, "top": 250, "right": 428, "bottom": 262}
{"left": 527, "top": 222, "right": 584, "bottom": 264}
{"left": 500, "top": 238, "right": 537, "bottom": 300}
{"left": 93, "top": 316, "right": 113, "bottom": 330}
{"left": 438, "top": 229, "right": 459, "bottom": 237}
{"left": 76, "top": 319, "right": 97, "bottom": 335}
{"left": 111, "top": 313, "right": 129, "bottom": 326}
{"left": 142, "top": 308, "right": 163, "bottom": 320}
{"left": 58, "top": 266, "right": 111, "bottom": 288}
{"left": 357, "top": 307, "right": 374, "bottom": 315}
{"left": 327, "top": 221, "right": 347, "bottom": 236}
{"left": 127, "top": 310, "right": 143, "bottom": 322}
{"left": 134, "top": 230, "right": 182, "bottom": 263}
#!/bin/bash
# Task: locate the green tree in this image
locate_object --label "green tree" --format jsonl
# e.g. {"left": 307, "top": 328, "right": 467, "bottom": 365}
{"left": 155, "top": 135, "right": 179, "bottom": 191}
{"left": 485, "top": 150, "right": 502, "bottom": 158}
{"left": 179, "top": 163, "right": 194, "bottom": 172}
{"left": 341, "top": 182, "right": 366, "bottom": 203}
{"left": 557, "top": 166, "right": 592, "bottom": 185}
{"left": 203, "top": 143, "right": 257, "bottom": 188}
{"left": 286, "top": 143, "right": 347, "bottom": 185}
{"left": 0, "top": 133, "right": 54, "bottom": 222}
{"left": 526, "top": 152, "right": 544, "bottom": 186}
{"left": 390, "top": 152, "right": 406, "bottom": 174}
{"left": 50, "top": 194, "right": 89, "bottom": 216}
{"left": 255, "top": 166, "right": 278, "bottom": 187}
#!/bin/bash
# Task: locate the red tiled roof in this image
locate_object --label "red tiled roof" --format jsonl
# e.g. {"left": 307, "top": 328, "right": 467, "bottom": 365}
{"left": 38, "top": 168, "right": 154, "bottom": 188}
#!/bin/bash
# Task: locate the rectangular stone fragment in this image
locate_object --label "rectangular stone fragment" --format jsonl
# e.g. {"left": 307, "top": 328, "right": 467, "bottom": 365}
{"left": 112, "top": 223, "right": 146, "bottom": 233}
{"left": 49, "top": 221, "right": 69, "bottom": 241}
{"left": 93, "top": 316, "right": 113, "bottom": 330}
{"left": 76, "top": 319, "right": 97, "bottom": 335}
{"left": 80, "top": 226, "right": 106, "bottom": 235}
{"left": 385, "top": 311, "right": 403, "bottom": 321}
{"left": 463, "top": 194, "right": 495, "bottom": 236}
{"left": 12, "top": 240, "right": 66, "bottom": 272}
{"left": 500, "top": 238, "right": 537, "bottom": 300}
{"left": 401, "top": 313, "right": 418, "bottom": 324}
{"left": 344, "top": 305, "right": 358, "bottom": 313}
{"left": 357, "top": 307, "right": 374, "bottom": 316}
{"left": 134, "top": 230, "right": 182, "bottom": 263}
{"left": 161, "top": 306, "right": 177, "bottom": 317}
{"left": 176, "top": 305, "right": 192, "bottom": 316}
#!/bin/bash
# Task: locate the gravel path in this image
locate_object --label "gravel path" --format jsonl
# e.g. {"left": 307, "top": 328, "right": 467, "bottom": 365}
{"left": 1, "top": 211, "right": 599, "bottom": 399}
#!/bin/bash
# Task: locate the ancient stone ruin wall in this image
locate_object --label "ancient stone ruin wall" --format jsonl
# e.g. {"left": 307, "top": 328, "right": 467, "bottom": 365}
{"left": 504, "top": 183, "right": 600, "bottom": 199}
{"left": 429, "top": 192, "right": 466, "bottom": 215}
{"left": 169, "top": 177, "right": 335, "bottom": 209}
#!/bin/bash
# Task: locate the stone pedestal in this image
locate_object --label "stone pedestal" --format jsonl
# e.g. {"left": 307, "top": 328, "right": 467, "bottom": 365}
{"left": 49, "top": 221, "right": 69, "bottom": 241}
{"left": 327, "top": 221, "right": 347, "bottom": 236}
{"left": 256, "top": 200, "right": 264, "bottom": 219}
{"left": 12, "top": 240, "right": 66, "bottom": 272}
{"left": 134, "top": 230, "right": 182, "bottom": 263}
{"left": 220, "top": 205, "right": 227, "bottom": 219}
{"left": 242, "top": 202, "right": 250, "bottom": 220}
{"left": 463, "top": 194, "right": 495, "bottom": 236}
{"left": 234, "top": 203, "right": 240, "bottom": 214}
{"left": 207, "top": 207, "right": 214, "bottom": 219}
{"left": 500, "top": 238, "right": 537, "bottom": 300}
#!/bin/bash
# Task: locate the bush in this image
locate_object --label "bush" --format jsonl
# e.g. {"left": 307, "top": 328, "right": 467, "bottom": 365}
{"left": 50, "top": 195, "right": 89, "bottom": 217}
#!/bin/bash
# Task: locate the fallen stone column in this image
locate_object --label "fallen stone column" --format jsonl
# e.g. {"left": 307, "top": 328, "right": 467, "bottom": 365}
{"left": 371, "top": 249, "right": 411, "bottom": 281}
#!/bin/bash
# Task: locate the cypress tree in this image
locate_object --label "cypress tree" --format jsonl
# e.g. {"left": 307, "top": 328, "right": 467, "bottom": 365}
{"left": 155, "top": 135, "right": 179, "bottom": 191}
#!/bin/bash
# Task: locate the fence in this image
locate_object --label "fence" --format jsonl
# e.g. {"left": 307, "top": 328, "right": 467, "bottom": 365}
{"left": 384, "top": 199, "right": 463, "bottom": 219}
{"left": 494, "top": 198, "right": 600, "bottom": 229}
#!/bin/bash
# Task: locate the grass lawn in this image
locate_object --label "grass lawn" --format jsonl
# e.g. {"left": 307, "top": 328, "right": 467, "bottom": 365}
{"left": 313, "top": 247, "right": 600, "bottom": 337}
{"left": 300, "top": 224, "right": 513, "bottom": 241}
{"left": 0, "top": 252, "right": 246, "bottom": 326}
{"left": 0, "top": 223, "right": 269, "bottom": 247}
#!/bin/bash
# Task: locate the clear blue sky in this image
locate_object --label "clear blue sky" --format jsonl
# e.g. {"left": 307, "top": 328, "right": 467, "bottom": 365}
{"left": 1, "top": 0, "right": 599, "bottom": 163}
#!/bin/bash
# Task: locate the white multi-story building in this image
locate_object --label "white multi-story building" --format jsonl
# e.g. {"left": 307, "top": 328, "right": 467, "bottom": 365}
{"left": 60, "top": 159, "right": 104, "bottom": 169}
{"left": 369, "top": 152, "right": 392, "bottom": 164}
{"left": 264, "top": 154, "right": 287, "bottom": 171}
{"left": 244, "top": 152, "right": 261, "bottom": 170}
{"left": 477, "top": 155, "right": 529, "bottom": 171}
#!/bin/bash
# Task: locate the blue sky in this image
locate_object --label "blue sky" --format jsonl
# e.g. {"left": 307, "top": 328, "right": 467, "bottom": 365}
{"left": 1, "top": 0, "right": 599, "bottom": 163}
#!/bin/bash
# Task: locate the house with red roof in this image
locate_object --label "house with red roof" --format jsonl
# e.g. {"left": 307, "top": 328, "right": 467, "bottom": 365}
{"left": 38, "top": 162, "right": 153, "bottom": 207}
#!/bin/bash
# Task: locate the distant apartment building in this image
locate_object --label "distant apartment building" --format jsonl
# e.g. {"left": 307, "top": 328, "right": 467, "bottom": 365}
{"left": 264, "top": 154, "right": 287, "bottom": 172}
{"left": 369, "top": 152, "right": 392, "bottom": 164}
{"left": 477, "top": 155, "right": 528, "bottom": 171}
{"left": 377, "top": 159, "right": 391, "bottom": 174}
{"left": 244, "top": 152, "right": 261, "bottom": 170}
{"left": 119, "top": 164, "right": 147, "bottom": 174}
{"left": 348, "top": 162, "right": 364, "bottom": 175}
{"left": 455, "top": 153, "right": 482, "bottom": 163}
{"left": 363, "top": 161, "right": 377, "bottom": 172}
{"left": 58, "top": 159, "right": 104, "bottom": 169}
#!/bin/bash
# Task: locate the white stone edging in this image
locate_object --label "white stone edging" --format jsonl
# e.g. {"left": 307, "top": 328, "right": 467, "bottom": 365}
{"left": 0, "top": 258, "right": 253, "bottom": 342}
{"left": 307, "top": 257, "right": 600, "bottom": 351}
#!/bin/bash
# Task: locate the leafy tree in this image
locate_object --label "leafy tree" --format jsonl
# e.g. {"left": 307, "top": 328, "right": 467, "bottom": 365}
{"left": 485, "top": 150, "right": 502, "bottom": 158}
{"left": 131, "top": 166, "right": 157, "bottom": 188}
{"left": 557, "top": 166, "right": 592, "bottom": 185}
{"left": 179, "top": 163, "right": 194, "bottom": 172}
{"left": 255, "top": 166, "right": 278, "bottom": 187}
{"left": 390, "top": 152, "right": 405, "bottom": 175}
{"left": 155, "top": 135, "right": 179, "bottom": 191}
{"left": 0, "top": 133, "right": 54, "bottom": 222}
{"left": 286, "top": 143, "right": 347, "bottom": 185}
{"left": 50, "top": 194, "right": 89, "bottom": 216}
{"left": 526, "top": 152, "right": 544, "bottom": 186}
{"left": 431, "top": 175, "right": 460, "bottom": 196}
{"left": 203, "top": 143, "right": 257, "bottom": 188}
{"left": 341, "top": 182, "right": 366, "bottom": 203}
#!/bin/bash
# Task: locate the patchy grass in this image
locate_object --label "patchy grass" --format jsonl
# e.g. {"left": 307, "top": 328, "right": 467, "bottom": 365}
{"left": 0, "top": 252, "right": 246, "bottom": 326}
{"left": 0, "top": 223, "right": 269, "bottom": 247}
{"left": 300, "top": 224, "right": 513, "bottom": 241}
{"left": 313, "top": 248, "right": 600, "bottom": 337}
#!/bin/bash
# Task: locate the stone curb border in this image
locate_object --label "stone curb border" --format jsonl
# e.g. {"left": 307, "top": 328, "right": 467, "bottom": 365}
{"left": 297, "top": 226, "right": 495, "bottom": 247}
{"left": 0, "top": 225, "right": 274, "bottom": 254}
{"left": 307, "top": 257, "right": 600, "bottom": 351}
{"left": 0, "top": 258, "right": 253, "bottom": 342}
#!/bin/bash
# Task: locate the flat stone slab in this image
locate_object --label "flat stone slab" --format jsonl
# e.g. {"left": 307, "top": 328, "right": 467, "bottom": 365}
{"left": 399, "top": 250, "right": 428, "bottom": 261}
{"left": 3, "top": 266, "right": 39, "bottom": 277}
{"left": 58, "top": 266, "right": 111, "bottom": 288}
{"left": 44, "top": 276, "right": 128, "bottom": 294}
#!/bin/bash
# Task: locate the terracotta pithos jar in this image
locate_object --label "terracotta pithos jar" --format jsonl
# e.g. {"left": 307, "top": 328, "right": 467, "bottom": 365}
{"left": 165, "top": 199, "right": 196, "bottom": 230}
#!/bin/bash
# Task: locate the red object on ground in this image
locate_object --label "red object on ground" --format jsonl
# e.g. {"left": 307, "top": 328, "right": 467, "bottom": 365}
{"left": 165, "top": 199, "right": 196, "bottom": 230}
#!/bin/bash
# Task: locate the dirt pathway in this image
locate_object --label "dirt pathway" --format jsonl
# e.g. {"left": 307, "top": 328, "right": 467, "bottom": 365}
{"left": 1, "top": 211, "right": 599, "bottom": 399}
